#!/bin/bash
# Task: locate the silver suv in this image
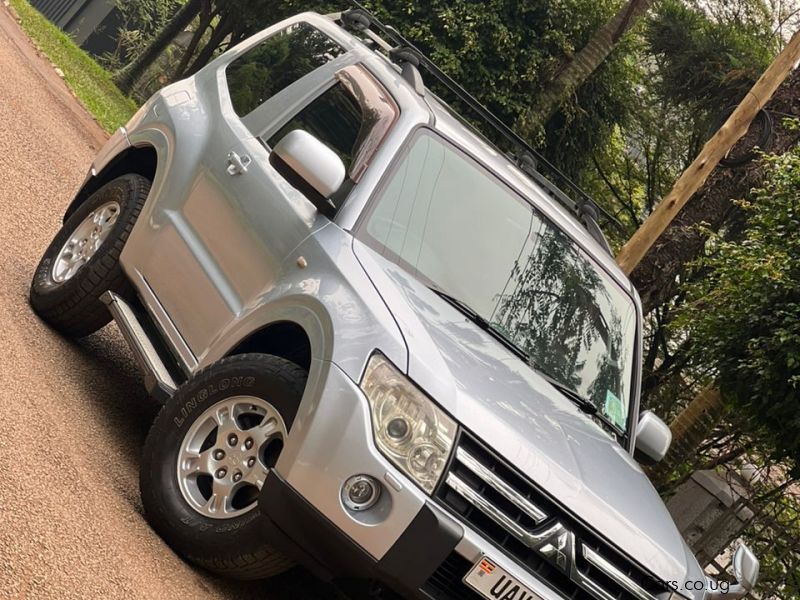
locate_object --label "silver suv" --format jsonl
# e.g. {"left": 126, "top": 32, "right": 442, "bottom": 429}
{"left": 30, "top": 8, "right": 759, "bottom": 600}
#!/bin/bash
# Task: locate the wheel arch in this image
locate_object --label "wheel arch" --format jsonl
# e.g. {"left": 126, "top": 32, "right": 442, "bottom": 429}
{"left": 63, "top": 144, "right": 158, "bottom": 223}
{"left": 224, "top": 321, "right": 313, "bottom": 372}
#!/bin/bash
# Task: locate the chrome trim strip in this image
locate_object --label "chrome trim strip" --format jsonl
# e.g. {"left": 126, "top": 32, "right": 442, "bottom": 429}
{"left": 100, "top": 291, "right": 177, "bottom": 401}
{"left": 445, "top": 472, "right": 530, "bottom": 542}
{"left": 446, "top": 473, "right": 571, "bottom": 550}
{"left": 447, "top": 472, "right": 615, "bottom": 600}
{"left": 575, "top": 569, "right": 618, "bottom": 600}
{"left": 455, "top": 447, "right": 547, "bottom": 523}
{"left": 133, "top": 272, "right": 197, "bottom": 374}
{"left": 583, "top": 545, "right": 658, "bottom": 600}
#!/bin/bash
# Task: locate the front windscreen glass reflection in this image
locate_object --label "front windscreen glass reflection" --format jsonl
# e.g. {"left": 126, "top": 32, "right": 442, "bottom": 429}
{"left": 361, "top": 132, "right": 637, "bottom": 431}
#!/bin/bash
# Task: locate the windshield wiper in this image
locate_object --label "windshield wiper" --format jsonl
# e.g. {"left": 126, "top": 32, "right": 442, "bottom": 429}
{"left": 427, "top": 286, "right": 529, "bottom": 362}
{"left": 540, "top": 376, "right": 623, "bottom": 437}
{"left": 540, "top": 377, "right": 598, "bottom": 416}
{"left": 427, "top": 286, "right": 624, "bottom": 438}
{"left": 525, "top": 363, "right": 623, "bottom": 436}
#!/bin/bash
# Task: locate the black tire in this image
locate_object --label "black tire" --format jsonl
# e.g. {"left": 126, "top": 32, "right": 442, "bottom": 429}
{"left": 30, "top": 174, "right": 150, "bottom": 337}
{"left": 140, "top": 354, "right": 306, "bottom": 580}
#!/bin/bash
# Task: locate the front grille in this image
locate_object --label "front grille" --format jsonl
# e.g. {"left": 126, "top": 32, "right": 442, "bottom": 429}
{"left": 423, "top": 553, "right": 484, "bottom": 600}
{"left": 433, "top": 432, "right": 669, "bottom": 600}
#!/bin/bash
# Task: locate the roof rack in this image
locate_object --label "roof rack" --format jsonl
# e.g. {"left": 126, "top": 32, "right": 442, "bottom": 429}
{"left": 338, "top": 2, "right": 621, "bottom": 253}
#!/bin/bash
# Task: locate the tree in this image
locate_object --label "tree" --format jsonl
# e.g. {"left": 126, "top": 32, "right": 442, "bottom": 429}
{"left": 625, "top": 0, "right": 787, "bottom": 313}
{"left": 646, "top": 0, "right": 777, "bottom": 113}
{"left": 114, "top": 0, "right": 638, "bottom": 173}
{"left": 589, "top": 4, "right": 798, "bottom": 433}
{"left": 675, "top": 139, "right": 800, "bottom": 474}
{"left": 520, "top": 0, "right": 653, "bottom": 131}
{"left": 102, "top": 0, "right": 182, "bottom": 72}
{"left": 173, "top": 0, "right": 339, "bottom": 78}
{"left": 597, "top": 29, "right": 798, "bottom": 434}
{"left": 113, "top": 0, "right": 202, "bottom": 94}
{"left": 366, "top": 0, "right": 638, "bottom": 176}
{"left": 615, "top": 22, "right": 798, "bottom": 277}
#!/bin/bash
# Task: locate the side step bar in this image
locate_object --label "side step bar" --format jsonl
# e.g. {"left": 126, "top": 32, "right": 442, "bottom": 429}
{"left": 101, "top": 291, "right": 177, "bottom": 402}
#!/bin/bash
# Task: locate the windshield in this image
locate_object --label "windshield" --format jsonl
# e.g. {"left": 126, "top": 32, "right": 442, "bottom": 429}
{"left": 359, "top": 131, "right": 638, "bottom": 431}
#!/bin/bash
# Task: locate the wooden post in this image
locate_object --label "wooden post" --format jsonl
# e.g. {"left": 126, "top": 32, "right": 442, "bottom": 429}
{"left": 668, "top": 386, "right": 724, "bottom": 443}
{"left": 616, "top": 31, "right": 800, "bottom": 275}
{"left": 648, "top": 387, "right": 726, "bottom": 487}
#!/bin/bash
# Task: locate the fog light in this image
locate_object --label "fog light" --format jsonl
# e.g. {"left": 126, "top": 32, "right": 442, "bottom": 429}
{"left": 342, "top": 475, "right": 381, "bottom": 511}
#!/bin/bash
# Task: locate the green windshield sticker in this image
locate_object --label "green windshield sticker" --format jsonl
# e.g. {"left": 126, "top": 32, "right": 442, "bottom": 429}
{"left": 604, "top": 390, "right": 625, "bottom": 429}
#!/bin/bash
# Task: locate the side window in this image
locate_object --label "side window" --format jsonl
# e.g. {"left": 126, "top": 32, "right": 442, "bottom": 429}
{"left": 226, "top": 22, "right": 345, "bottom": 117}
{"left": 266, "top": 83, "right": 363, "bottom": 172}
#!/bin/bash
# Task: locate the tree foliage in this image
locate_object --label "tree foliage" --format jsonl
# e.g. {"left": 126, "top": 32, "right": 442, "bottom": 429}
{"left": 364, "top": 0, "right": 638, "bottom": 176}
{"left": 586, "top": 0, "right": 780, "bottom": 242}
{"left": 676, "top": 134, "right": 800, "bottom": 474}
{"left": 582, "top": 0, "right": 791, "bottom": 429}
{"left": 103, "top": 0, "right": 182, "bottom": 71}
{"left": 647, "top": 0, "right": 776, "bottom": 112}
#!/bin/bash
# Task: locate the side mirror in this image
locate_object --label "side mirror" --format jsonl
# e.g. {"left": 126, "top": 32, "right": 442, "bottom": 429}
{"left": 270, "top": 129, "right": 346, "bottom": 217}
{"left": 634, "top": 411, "right": 671, "bottom": 464}
{"left": 733, "top": 544, "right": 759, "bottom": 593}
{"left": 708, "top": 544, "right": 759, "bottom": 599}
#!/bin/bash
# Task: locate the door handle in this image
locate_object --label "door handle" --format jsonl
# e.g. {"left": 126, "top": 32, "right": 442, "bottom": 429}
{"left": 226, "top": 151, "right": 251, "bottom": 175}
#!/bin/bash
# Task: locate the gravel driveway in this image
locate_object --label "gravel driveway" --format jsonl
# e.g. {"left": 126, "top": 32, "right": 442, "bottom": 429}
{"left": 0, "top": 5, "right": 338, "bottom": 599}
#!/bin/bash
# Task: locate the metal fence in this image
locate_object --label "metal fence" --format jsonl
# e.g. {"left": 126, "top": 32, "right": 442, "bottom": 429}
{"left": 30, "top": 0, "right": 117, "bottom": 53}
{"left": 670, "top": 467, "right": 800, "bottom": 599}
{"left": 31, "top": 0, "right": 87, "bottom": 28}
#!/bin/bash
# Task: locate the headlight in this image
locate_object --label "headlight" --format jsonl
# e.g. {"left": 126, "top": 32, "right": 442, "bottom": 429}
{"left": 360, "top": 354, "right": 457, "bottom": 493}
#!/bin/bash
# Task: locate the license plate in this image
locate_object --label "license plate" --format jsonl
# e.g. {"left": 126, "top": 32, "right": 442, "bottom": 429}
{"left": 463, "top": 557, "right": 542, "bottom": 600}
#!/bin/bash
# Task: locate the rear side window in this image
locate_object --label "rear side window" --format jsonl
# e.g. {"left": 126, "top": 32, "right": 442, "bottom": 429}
{"left": 266, "top": 65, "right": 400, "bottom": 185}
{"left": 266, "top": 83, "right": 362, "bottom": 171}
{"left": 226, "top": 22, "right": 345, "bottom": 117}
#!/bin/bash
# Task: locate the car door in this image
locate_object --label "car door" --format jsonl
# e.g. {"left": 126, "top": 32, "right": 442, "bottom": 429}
{"left": 139, "top": 19, "right": 395, "bottom": 366}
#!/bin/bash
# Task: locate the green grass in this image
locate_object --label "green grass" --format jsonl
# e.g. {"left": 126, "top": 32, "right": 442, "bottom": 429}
{"left": 8, "top": 0, "right": 137, "bottom": 133}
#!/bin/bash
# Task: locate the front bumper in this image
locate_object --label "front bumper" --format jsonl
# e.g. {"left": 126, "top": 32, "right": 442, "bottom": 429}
{"left": 262, "top": 361, "right": 565, "bottom": 599}
{"left": 259, "top": 470, "right": 463, "bottom": 599}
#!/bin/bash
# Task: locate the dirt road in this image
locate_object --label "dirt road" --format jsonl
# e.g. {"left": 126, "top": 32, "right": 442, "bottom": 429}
{"left": 0, "top": 6, "right": 336, "bottom": 599}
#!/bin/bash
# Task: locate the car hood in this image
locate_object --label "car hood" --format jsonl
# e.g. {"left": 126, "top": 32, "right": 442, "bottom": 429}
{"left": 353, "top": 240, "right": 704, "bottom": 590}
